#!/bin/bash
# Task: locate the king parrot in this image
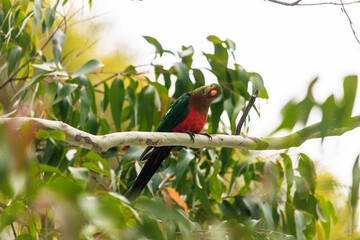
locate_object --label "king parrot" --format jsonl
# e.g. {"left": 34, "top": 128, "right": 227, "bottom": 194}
{"left": 128, "top": 83, "right": 222, "bottom": 199}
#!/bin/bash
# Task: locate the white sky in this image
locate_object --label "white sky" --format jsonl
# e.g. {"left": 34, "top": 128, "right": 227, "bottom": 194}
{"left": 80, "top": 0, "right": 360, "bottom": 186}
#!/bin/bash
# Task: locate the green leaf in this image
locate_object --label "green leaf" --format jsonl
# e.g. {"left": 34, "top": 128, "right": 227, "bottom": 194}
{"left": 40, "top": 164, "right": 63, "bottom": 175}
{"left": 143, "top": 35, "right": 164, "bottom": 56}
{"left": 88, "top": 81, "right": 97, "bottom": 114}
{"left": 210, "top": 97, "right": 224, "bottom": 133}
{"left": 141, "top": 215, "right": 165, "bottom": 240}
{"left": 82, "top": 162, "right": 111, "bottom": 178}
{"left": 15, "top": 12, "right": 33, "bottom": 38}
{"left": 110, "top": 78, "right": 125, "bottom": 132}
{"left": 101, "top": 82, "right": 110, "bottom": 113}
{"left": 79, "top": 195, "right": 125, "bottom": 231}
{"left": 0, "top": 201, "right": 26, "bottom": 231}
{"left": 173, "top": 149, "right": 194, "bottom": 187}
{"left": 15, "top": 234, "right": 32, "bottom": 240}
{"left": 225, "top": 38, "right": 236, "bottom": 51}
{"left": 282, "top": 153, "right": 294, "bottom": 196}
{"left": 126, "top": 84, "right": 137, "bottom": 129}
{"left": 260, "top": 202, "right": 275, "bottom": 229}
{"left": 19, "top": 0, "right": 29, "bottom": 12}
{"left": 36, "top": 129, "right": 65, "bottom": 141}
{"left": 298, "top": 153, "right": 316, "bottom": 194}
{"left": 138, "top": 85, "right": 156, "bottom": 131}
{"left": 249, "top": 72, "right": 269, "bottom": 99}
{"left": 214, "top": 43, "right": 228, "bottom": 63}
{"left": 350, "top": 156, "right": 360, "bottom": 213}
{"left": 47, "top": 176, "right": 83, "bottom": 199}
{"left": 150, "top": 81, "right": 169, "bottom": 118}
{"left": 294, "top": 210, "right": 306, "bottom": 240}
{"left": 99, "top": 118, "right": 110, "bottom": 135}
{"left": 173, "top": 62, "right": 193, "bottom": 98}
{"left": 69, "top": 167, "right": 89, "bottom": 189}
{"left": 0, "top": 102, "right": 3, "bottom": 114}
{"left": 192, "top": 69, "right": 205, "bottom": 88}
{"left": 207, "top": 35, "right": 223, "bottom": 44}
{"left": 341, "top": 75, "right": 357, "bottom": 125}
{"left": 44, "top": 7, "right": 55, "bottom": 32}
{"left": 123, "top": 64, "right": 137, "bottom": 75}
{"left": 86, "top": 151, "right": 111, "bottom": 169}
{"left": 209, "top": 171, "right": 223, "bottom": 203}
{"left": 194, "top": 164, "right": 213, "bottom": 216}
{"left": 285, "top": 202, "right": 296, "bottom": 235}
{"left": 32, "top": 62, "right": 57, "bottom": 71}
{"left": 316, "top": 201, "right": 327, "bottom": 222}
{"left": 44, "top": 81, "right": 57, "bottom": 118}
{"left": 75, "top": 75, "right": 89, "bottom": 86}
{"left": 8, "top": 46, "right": 22, "bottom": 76}
{"left": 53, "top": 29, "right": 65, "bottom": 64}
{"left": 33, "top": 0, "right": 42, "bottom": 32}
{"left": 86, "top": 112, "right": 98, "bottom": 134}
{"left": 80, "top": 86, "right": 91, "bottom": 125}
{"left": 71, "top": 59, "right": 104, "bottom": 78}
{"left": 54, "top": 83, "right": 78, "bottom": 104}
{"left": 12, "top": 71, "right": 51, "bottom": 100}
{"left": 0, "top": 9, "right": 4, "bottom": 26}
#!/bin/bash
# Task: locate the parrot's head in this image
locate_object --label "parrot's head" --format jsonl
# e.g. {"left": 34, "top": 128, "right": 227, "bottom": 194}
{"left": 190, "top": 83, "right": 222, "bottom": 108}
{"left": 192, "top": 83, "right": 222, "bottom": 100}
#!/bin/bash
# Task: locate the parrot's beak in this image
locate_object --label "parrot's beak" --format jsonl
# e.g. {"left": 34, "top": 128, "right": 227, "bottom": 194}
{"left": 208, "top": 89, "right": 219, "bottom": 98}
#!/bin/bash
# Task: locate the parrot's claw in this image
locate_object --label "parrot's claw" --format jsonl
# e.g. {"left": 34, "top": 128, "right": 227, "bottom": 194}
{"left": 183, "top": 130, "right": 196, "bottom": 143}
{"left": 200, "top": 133, "right": 212, "bottom": 140}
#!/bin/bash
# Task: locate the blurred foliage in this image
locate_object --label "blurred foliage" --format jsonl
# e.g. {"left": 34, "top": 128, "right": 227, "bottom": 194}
{"left": 0, "top": 0, "right": 359, "bottom": 239}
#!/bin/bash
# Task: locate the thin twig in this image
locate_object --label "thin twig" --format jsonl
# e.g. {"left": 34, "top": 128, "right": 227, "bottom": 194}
{"left": 235, "top": 90, "right": 259, "bottom": 135}
{"left": 11, "top": 223, "right": 17, "bottom": 238}
{"left": 93, "top": 71, "right": 147, "bottom": 88}
{"left": 93, "top": 73, "right": 118, "bottom": 87}
{"left": 340, "top": 0, "right": 360, "bottom": 44}
{"left": 265, "top": 0, "right": 360, "bottom": 6}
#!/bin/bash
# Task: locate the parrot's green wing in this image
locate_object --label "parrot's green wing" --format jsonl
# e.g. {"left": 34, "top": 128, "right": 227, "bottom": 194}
{"left": 155, "top": 93, "right": 190, "bottom": 132}
{"left": 139, "top": 93, "right": 190, "bottom": 160}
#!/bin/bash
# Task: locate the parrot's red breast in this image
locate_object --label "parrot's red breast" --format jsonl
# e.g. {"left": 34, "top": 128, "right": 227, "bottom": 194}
{"left": 172, "top": 104, "right": 208, "bottom": 134}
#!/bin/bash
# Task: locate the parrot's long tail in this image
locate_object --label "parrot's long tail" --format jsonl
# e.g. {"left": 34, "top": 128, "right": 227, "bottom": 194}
{"left": 127, "top": 146, "right": 172, "bottom": 200}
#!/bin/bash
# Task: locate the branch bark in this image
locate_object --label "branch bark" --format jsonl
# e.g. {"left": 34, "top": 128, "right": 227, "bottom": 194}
{"left": 1, "top": 116, "right": 359, "bottom": 153}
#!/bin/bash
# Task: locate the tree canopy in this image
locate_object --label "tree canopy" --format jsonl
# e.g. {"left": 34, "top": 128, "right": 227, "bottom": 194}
{"left": 0, "top": 1, "right": 359, "bottom": 239}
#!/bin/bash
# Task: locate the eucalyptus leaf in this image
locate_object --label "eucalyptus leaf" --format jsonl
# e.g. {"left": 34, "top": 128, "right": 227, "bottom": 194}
{"left": 53, "top": 29, "right": 65, "bottom": 64}
{"left": 110, "top": 78, "right": 125, "bottom": 132}
{"left": 80, "top": 86, "right": 91, "bottom": 125}
{"left": 8, "top": 46, "right": 22, "bottom": 76}
{"left": 72, "top": 59, "right": 104, "bottom": 78}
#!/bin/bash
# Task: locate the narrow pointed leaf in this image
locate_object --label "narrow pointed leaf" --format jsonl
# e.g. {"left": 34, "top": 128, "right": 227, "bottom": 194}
{"left": 110, "top": 78, "right": 125, "bottom": 131}
{"left": 8, "top": 46, "right": 22, "bottom": 76}
{"left": 71, "top": 59, "right": 104, "bottom": 78}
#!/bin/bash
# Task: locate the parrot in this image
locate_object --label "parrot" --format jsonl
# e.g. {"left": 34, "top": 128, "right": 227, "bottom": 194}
{"left": 128, "top": 83, "right": 222, "bottom": 199}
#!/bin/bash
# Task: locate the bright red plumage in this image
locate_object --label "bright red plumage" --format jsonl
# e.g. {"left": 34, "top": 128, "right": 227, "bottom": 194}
{"left": 172, "top": 104, "right": 208, "bottom": 134}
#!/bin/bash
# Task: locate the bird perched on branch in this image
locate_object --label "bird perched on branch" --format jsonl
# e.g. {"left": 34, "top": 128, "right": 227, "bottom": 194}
{"left": 128, "top": 83, "right": 222, "bottom": 199}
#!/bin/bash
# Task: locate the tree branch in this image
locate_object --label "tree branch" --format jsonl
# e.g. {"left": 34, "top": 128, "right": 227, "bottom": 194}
{"left": 235, "top": 90, "right": 259, "bottom": 135}
{"left": 1, "top": 116, "right": 359, "bottom": 153}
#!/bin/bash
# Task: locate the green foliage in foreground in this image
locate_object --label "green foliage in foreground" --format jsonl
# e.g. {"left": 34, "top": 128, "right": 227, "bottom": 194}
{"left": 0, "top": 0, "right": 359, "bottom": 239}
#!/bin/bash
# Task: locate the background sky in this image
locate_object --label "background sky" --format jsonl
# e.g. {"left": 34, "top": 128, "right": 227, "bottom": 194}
{"left": 78, "top": 0, "right": 360, "bottom": 186}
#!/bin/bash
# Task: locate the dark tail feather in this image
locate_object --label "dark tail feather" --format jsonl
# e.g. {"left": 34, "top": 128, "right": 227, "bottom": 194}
{"left": 127, "top": 146, "right": 171, "bottom": 200}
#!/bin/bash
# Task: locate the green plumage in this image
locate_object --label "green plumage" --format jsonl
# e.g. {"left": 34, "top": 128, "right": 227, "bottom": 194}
{"left": 128, "top": 84, "right": 222, "bottom": 199}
